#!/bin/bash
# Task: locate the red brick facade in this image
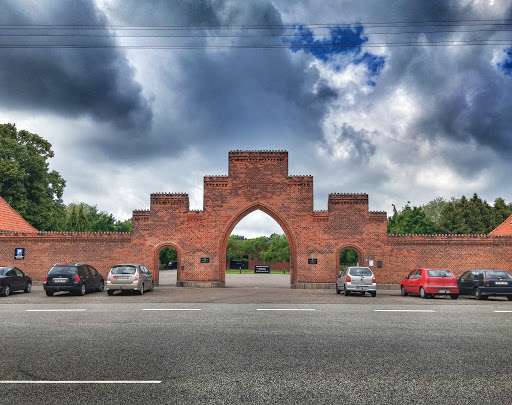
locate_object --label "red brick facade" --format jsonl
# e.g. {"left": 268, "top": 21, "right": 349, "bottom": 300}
{"left": 1, "top": 150, "right": 512, "bottom": 287}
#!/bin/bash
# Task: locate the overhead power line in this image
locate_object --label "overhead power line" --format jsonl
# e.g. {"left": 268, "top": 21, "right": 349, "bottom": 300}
{"left": 1, "top": 19, "right": 511, "bottom": 49}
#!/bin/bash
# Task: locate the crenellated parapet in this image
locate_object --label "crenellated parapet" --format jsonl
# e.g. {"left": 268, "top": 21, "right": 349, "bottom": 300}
{"left": 328, "top": 193, "right": 369, "bottom": 212}
{"left": 150, "top": 192, "right": 189, "bottom": 211}
{"left": 228, "top": 150, "right": 288, "bottom": 179}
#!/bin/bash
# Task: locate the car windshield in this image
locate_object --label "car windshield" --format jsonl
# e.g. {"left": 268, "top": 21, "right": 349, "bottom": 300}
{"left": 484, "top": 271, "right": 512, "bottom": 279}
{"left": 427, "top": 270, "right": 453, "bottom": 278}
{"left": 349, "top": 267, "right": 372, "bottom": 276}
{"left": 111, "top": 266, "right": 136, "bottom": 275}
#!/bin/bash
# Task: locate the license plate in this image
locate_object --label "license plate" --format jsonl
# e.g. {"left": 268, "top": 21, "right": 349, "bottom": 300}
{"left": 116, "top": 276, "right": 129, "bottom": 279}
{"left": 496, "top": 281, "right": 508, "bottom": 285}
{"left": 53, "top": 278, "right": 68, "bottom": 283}
{"left": 438, "top": 290, "right": 450, "bottom": 294}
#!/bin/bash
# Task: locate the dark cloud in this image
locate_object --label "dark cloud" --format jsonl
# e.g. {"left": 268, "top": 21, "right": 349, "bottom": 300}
{"left": 0, "top": 0, "right": 152, "bottom": 130}
{"left": 86, "top": 0, "right": 336, "bottom": 159}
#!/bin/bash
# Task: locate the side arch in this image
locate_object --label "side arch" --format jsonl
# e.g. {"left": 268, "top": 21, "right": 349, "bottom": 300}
{"left": 153, "top": 242, "right": 183, "bottom": 286}
{"left": 219, "top": 203, "right": 297, "bottom": 285}
{"left": 336, "top": 245, "right": 364, "bottom": 274}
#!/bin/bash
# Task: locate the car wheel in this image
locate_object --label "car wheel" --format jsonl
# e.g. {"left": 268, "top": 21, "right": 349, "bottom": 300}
{"left": 450, "top": 294, "right": 459, "bottom": 300}
{"left": 336, "top": 284, "right": 341, "bottom": 294}
{"left": 420, "top": 287, "right": 428, "bottom": 299}
{"left": 24, "top": 282, "right": 32, "bottom": 293}
{"left": 401, "top": 286, "right": 408, "bottom": 297}
{"left": 1, "top": 285, "right": 10, "bottom": 297}
{"left": 343, "top": 285, "right": 350, "bottom": 296}
{"left": 371, "top": 291, "right": 376, "bottom": 297}
{"left": 138, "top": 283, "right": 144, "bottom": 295}
{"left": 107, "top": 290, "right": 114, "bottom": 296}
{"left": 474, "top": 287, "right": 483, "bottom": 300}
{"left": 45, "top": 290, "right": 54, "bottom": 296}
{"left": 97, "top": 281, "right": 105, "bottom": 292}
{"left": 78, "top": 283, "right": 86, "bottom": 296}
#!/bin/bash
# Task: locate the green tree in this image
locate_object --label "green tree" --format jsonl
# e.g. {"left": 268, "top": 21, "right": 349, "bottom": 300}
{"left": 159, "top": 247, "right": 178, "bottom": 267}
{"left": 339, "top": 249, "right": 358, "bottom": 266}
{"left": 0, "top": 123, "right": 66, "bottom": 230}
{"left": 65, "top": 202, "right": 132, "bottom": 232}
{"left": 226, "top": 235, "right": 249, "bottom": 265}
{"left": 388, "top": 203, "right": 439, "bottom": 234}
{"left": 422, "top": 196, "right": 447, "bottom": 223}
{"left": 261, "top": 234, "right": 290, "bottom": 263}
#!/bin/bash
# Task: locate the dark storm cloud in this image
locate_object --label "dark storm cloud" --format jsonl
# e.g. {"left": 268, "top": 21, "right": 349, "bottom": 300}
{"left": 91, "top": 0, "right": 337, "bottom": 158}
{"left": 1, "top": 0, "right": 152, "bottom": 130}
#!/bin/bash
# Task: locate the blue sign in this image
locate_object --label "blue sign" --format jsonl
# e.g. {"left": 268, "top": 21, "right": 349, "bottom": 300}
{"left": 15, "top": 248, "right": 25, "bottom": 260}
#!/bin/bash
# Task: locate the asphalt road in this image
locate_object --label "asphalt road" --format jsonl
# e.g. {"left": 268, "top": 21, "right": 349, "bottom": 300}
{"left": 1, "top": 275, "right": 512, "bottom": 404}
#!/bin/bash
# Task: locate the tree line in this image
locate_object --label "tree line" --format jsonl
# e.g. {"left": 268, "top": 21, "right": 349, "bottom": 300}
{"left": 226, "top": 234, "right": 290, "bottom": 265}
{"left": 388, "top": 195, "right": 512, "bottom": 235}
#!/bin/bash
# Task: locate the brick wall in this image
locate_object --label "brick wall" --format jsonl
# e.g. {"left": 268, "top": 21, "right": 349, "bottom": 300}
{"left": 2, "top": 150, "right": 512, "bottom": 286}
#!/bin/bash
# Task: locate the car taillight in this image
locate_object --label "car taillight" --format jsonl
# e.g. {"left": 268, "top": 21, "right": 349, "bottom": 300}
{"left": 372, "top": 276, "right": 376, "bottom": 283}
{"left": 74, "top": 274, "right": 81, "bottom": 282}
{"left": 346, "top": 275, "right": 351, "bottom": 282}
{"left": 484, "top": 278, "right": 490, "bottom": 286}
{"left": 134, "top": 274, "right": 139, "bottom": 281}
{"left": 44, "top": 275, "right": 48, "bottom": 282}
{"left": 107, "top": 275, "right": 111, "bottom": 281}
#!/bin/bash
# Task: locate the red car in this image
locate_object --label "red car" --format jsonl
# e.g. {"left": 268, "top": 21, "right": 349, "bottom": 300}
{"left": 401, "top": 268, "right": 459, "bottom": 299}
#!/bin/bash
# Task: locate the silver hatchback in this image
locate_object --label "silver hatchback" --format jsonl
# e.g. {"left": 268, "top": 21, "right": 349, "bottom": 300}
{"left": 336, "top": 266, "right": 376, "bottom": 297}
{"left": 106, "top": 263, "right": 154, "bottom": 295}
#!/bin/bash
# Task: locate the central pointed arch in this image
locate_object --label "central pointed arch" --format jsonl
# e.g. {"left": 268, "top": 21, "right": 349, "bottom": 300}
{"left": 219, "top": 203, "right": 297, "bottom": 285}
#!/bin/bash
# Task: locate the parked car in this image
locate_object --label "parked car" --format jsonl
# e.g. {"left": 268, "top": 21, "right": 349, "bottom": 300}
{"left": 44, "top": 263, "right": 105, "bottom": 296}
{"left": 336, "top": 266, "right": 376, "bottom": 297}
{"left": 457, "top": 270, "right": 512, "bottom": 300}
{"left": 106, "top": 263, "right": 154, "bottom": 295}
{"left": 0, "top": 266, "right": 32, "bottom": 297}
{"left": 401, "top": 268, "right": 459, "bottom": 299}
{"left": 165, "top": 261, "right": 177, "bottom": 270}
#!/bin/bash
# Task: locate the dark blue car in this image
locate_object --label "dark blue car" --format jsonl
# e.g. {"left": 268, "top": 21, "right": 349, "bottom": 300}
{"left": 457, "top": 270, "right": 512, "bottom": 300}
{"left": 0, "top": 266, "right": 32, "bottom": 297}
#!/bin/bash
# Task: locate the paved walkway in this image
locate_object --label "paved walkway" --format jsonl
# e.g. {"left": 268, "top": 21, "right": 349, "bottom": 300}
{"left": 158, "top": 270, "right": 399, "bottom": 289}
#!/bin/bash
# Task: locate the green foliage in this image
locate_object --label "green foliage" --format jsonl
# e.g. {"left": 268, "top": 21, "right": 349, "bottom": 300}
{"left": 0, "top": 123, "right": 66, "bottom": 230}
{"left": 388, "top": 203, "right": 440, "bottom": 234}
{"left": 159, "top": 247, "right": 178, "bottom": 266}
{"left": 339, "top": 249, "right": 358, "bottom": 265}
{"left": 64, "top": 202, "right": 132, "bottom": 232}
{"left": 226, "top": 233, "right": 290, "bottom": 264}
{"left": 261, "top": 234, "right": 290, "bottom": 263}
{"left": 390, "top": 193, "right": 512, "bottom": 235}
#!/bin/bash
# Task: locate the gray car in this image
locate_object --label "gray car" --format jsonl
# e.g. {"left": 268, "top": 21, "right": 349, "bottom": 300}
{"left": 106, "top": 263, "right": 154, "bottom": 295}
{"left": 336, "top": 266, "right": 377, "bottom": 297}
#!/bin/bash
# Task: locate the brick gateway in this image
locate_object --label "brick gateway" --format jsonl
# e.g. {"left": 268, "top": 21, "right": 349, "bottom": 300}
{"left": 1, "top": 150, "right": 511, "bottom": 287}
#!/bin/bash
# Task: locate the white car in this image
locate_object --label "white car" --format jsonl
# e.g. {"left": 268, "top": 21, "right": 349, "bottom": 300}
{"left": 336, "top": 266, "right": 376, "bottom": 297}
{"left": 107, "top": 263, "right": 154, "bottom": 295}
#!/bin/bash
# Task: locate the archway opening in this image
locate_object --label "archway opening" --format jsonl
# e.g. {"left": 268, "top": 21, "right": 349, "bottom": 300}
{"left": 339, "top": 248, "right": 359, "bottom": 273}
{"left": 158, "top": 246, "right": 178, "bottom": 286}
{"left": 225, "top": 210, "right": 290, "bottom": 288}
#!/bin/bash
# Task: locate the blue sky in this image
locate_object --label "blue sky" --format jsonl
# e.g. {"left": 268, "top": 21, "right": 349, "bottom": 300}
{"left": 1, "top": 0, "right": 512, "bottom": 237}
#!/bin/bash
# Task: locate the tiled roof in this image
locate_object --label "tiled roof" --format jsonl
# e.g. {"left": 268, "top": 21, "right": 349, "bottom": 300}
{"left": 0, "top": 195, "right": 38, "bottom": 232}
{"left": 489, "top": 214, "right": 512, "bottom": 235}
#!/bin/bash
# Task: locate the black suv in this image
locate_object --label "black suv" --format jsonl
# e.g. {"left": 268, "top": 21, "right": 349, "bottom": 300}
{"left": 44, "top": 263, "right": 105, "bottom": 296}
